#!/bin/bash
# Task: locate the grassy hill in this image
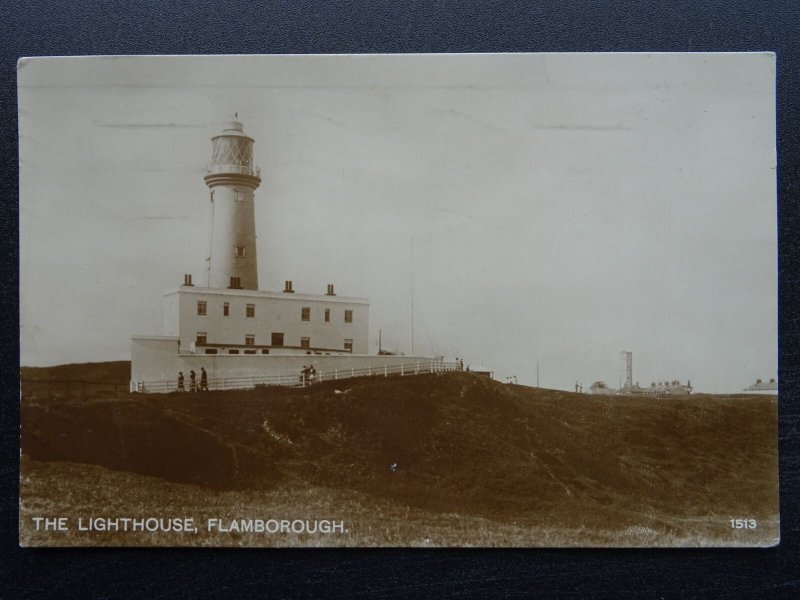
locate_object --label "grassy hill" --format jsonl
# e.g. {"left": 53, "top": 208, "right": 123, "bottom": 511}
{"left": 21, "top": 360, "right": 131, "bottom": 383}
{"left": 20, "top": 368, "right": 779, "bottom": 547}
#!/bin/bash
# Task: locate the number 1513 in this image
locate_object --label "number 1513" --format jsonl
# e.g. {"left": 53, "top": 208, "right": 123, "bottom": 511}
{"left": 730, "top": 518, "right": 757, "bottom": 529}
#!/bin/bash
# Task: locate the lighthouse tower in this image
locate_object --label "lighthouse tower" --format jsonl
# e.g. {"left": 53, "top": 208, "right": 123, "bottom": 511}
{"left": 132, "top": 117, "right": 383, "bottom": 391}
{"left": 203, "top": 117, "right": 261, "bottom": 290}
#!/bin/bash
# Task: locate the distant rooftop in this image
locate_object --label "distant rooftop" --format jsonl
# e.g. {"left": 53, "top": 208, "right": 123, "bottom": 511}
{"left": 744, "top": 378, "right": 777, "bottom": 391}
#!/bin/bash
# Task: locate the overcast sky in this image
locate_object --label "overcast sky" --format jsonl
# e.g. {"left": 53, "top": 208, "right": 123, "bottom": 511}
{"left": 19, "top": 53, "right": 776, "bottom": 392}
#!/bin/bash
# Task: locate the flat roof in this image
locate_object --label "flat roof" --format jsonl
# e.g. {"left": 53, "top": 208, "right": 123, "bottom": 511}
{"left": 164, "top": 286, "right": 369, "bottom": 304}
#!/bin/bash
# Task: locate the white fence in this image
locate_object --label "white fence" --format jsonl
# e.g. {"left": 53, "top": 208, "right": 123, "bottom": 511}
{"left": 133, "top": 360, "right": 462, "bottom": 394}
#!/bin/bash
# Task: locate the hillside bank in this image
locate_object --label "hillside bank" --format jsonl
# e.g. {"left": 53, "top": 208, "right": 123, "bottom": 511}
{"left": 20, "top": 369, "right": 779, "bottom": 546}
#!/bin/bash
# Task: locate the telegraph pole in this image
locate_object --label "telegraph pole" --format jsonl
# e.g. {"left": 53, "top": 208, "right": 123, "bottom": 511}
{"left": 410, "top": 236, "right": 415, "bottom": 356}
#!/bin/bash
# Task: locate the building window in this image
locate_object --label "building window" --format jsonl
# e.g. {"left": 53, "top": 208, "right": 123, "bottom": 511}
{"left": 244, "top": 349, "right": 256, "bottom": 354}
{"left": 229, "top": 276, "right": 242, "bottom": 289}
{"left": 229, "top": 349, "right": 240, "bottom": 354}
{"left": 301, "top": 307, "right": 310, "bottom": 321}
{"left": 344, "top": 309, "right": 353, "bottom": 323}
{"left": 223, "top": 302, "right": 229, "bottom": 316}
{"left": 234, "top": 245, "right": 246, "bottom": 258}
{"left": 271, "top": 332, "right": 284, "bottom": 347}
{"left": 324, "top": 308, "right": 330, "bottom": 322}
{"left": 245, "top": 334, "right": 255, "bottom": 346}
{"left": 197, "top": 301, "right": 207, "bottom": 316}
{"left": 246, "top": 304, "right": 255, "bottom": 318}
{"left": 261, "top": 348, "right": 270, "bottom": 355}
{"left": 196, "top": 332, "right": 207, "bottom": 345}
{"left": 344, "top": 338, "right": 353, "bottom": 352}
{"left": 204, "top": 348, "right": 217, "bottom": 355}
{"left": 301, "top": 337, "right": 310, "bottom": 349}
{"left": 234, "top": 190, "right": 244, "bottom": 203}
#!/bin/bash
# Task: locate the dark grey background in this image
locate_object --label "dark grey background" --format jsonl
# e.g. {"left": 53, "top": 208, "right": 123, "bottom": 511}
{"left": 2, "top": 1, "right": 798, "bottom": 597}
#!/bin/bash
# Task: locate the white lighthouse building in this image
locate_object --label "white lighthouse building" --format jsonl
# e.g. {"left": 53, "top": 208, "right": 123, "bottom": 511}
{"left": 204, "top": 118, "right": 261, "bottom": 291}
{"left": 131, "top": 119, "right": 435, "bottom": 391}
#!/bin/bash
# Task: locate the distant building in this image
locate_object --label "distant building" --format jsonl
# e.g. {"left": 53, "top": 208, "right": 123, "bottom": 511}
{"left": 590, "top": 350, "right": 693, "bottom": 396}
{"left": 590, "top": 380, "right": 692, "bottom": 396}
{"left": 468, "top": 365, "right": 494, "bottom": 379}
{"left": 744, "top": 378, "right": 778, "bottom": 394}
{"left": 589, "top": 381, "right": 616, "bottom": 395}
{"left": 621, "top": 380, "right": 693, "bottom": 396}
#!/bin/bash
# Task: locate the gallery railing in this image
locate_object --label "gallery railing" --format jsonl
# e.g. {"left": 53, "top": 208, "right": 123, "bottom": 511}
{"left": 205, "top": 164, "right": 261, "bottom": 177}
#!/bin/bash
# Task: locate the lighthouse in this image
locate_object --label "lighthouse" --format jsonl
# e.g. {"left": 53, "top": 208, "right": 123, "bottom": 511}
{"left": 203, "top": 117, "right": 261, "bottom": 290}
{"left": 131, "top": 117, "right": 435, "bottom": 392}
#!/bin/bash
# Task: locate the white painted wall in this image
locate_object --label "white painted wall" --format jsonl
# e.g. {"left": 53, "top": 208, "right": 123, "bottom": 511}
{"left": 131, "top": 336, "right": 181, "bottom": 383}
{"left": 162, "top": 293, "right": 180, "bottom": 337}
{"left": 164, "top": 286, "right": 369, "bottom": 354}
{"left": 206, "top": 184, "right": 258, "bottom": 290}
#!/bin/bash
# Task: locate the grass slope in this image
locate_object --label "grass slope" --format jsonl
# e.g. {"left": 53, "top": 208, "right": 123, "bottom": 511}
{"left": 21, "top": 361, "right": 131, "bottom": 383}
{"left": 20, "top": 369, "right": 779, "bottom": 546}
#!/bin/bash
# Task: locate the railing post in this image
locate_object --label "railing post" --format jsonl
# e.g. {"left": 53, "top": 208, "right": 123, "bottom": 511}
{"left": 416, "top": 362, "right": 419, "bottom": 375}
{"left": 351, "top": 368, "right": 355, "bottom": 378}
{"left": 384, "top": 365, "right": 388, "bottom": 377}
{"left": 401, "top": 364, "right": 404, "bottom": 376}
{"left": 335, "top": 370, "right": 338, "bottom": 380}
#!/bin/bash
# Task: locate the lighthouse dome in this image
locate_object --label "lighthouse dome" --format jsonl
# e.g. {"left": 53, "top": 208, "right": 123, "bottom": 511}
{"left": 222, "top": 120, "right": 244, "bottom": 134}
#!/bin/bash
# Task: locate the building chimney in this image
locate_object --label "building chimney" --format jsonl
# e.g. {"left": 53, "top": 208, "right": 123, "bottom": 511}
{"left": 183, "top": 273, "right": 193, "bottom": 286}
{"left": 283, "top": 280, "right": 294, "bottom": 293}
{"left": 326, "top": 284, "right": 336, "bottom": 296}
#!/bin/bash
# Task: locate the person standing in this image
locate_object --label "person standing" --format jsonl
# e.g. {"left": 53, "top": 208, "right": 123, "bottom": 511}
{"left": 200, "top": 367, "right": 208, "bottom": 391}
{"left": 177, "top": 372, "right": 185, "bottom": 392}
{"left": 190, "top": 370, "right": 197, "bottom": 392}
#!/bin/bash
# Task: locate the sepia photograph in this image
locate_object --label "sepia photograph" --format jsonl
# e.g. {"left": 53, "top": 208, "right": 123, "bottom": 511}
{"left": 18, "top": 53, "right": 778, "bottom": 547}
